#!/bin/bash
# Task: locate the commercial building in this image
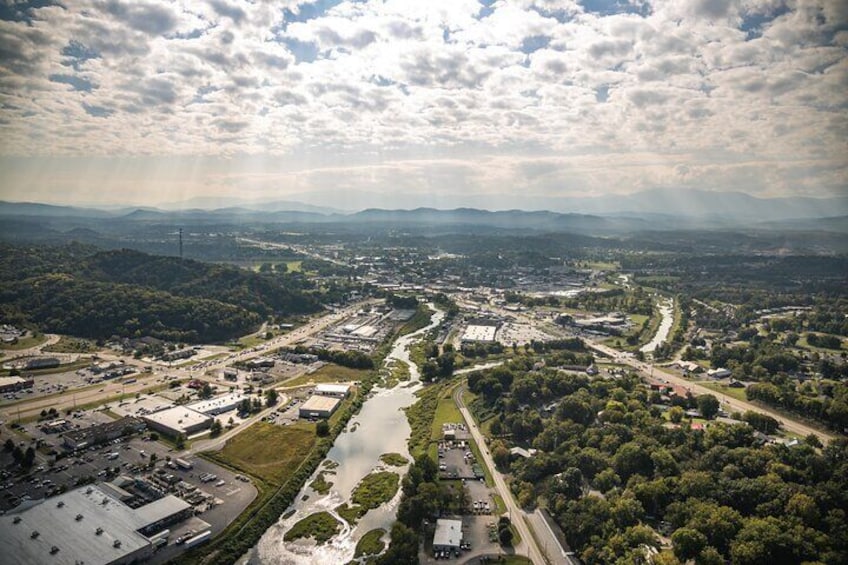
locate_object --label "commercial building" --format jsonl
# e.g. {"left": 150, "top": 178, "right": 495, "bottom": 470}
{"left": 461, "top": 320, "right": 499, "bottom": 343}
{"left": 188, "top": 393, "right": 245, "bottom": 415}
{"left": 433, "top": 518, "right": 463, "bottom": 553}
{"left": 0, "top": 484, "right": 192, "bottom": 565}
{"left": 0, "top": 375, "right": 34, "bottom": 393}
{"left": 142, "top": 406, "right": 212, "bottom": 438}
{"left": 62, "top": 417, "right": 146, "bottom": 451}
{"left": 23, "top": 357, "right": 60, "bottom": 370}
{"left": 299, "top": 395, "right": 341, "bottom": 419}
{"left": 314, "top": 383, "right": 351, "bottom": 398}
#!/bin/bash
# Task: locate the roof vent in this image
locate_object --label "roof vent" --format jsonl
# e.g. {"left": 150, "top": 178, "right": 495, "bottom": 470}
{"left": 95, "top": 527, "right": 103, "bottom": 536}
{"left": 50, "top": 546, "right": 60, "bottom": 555}
{"left": 101, "top": 498, "right": 109, "bottom": 505}
{"left": 13, "top": 516, "right": 22, "bottom": 524}
{"left": 57, "top": 501, "right": 65, "bottom": 508}
{"left": 75, "top": 514, "right": 83, "bottom": 521}
{"left": 113, "top": 540, "right": 121, "bottom": 548}
{"left": 31, "top": 531, "right": 40, "bottom": 539}
{"left": 85, "top": 488, "right": 93, "bottom": 494}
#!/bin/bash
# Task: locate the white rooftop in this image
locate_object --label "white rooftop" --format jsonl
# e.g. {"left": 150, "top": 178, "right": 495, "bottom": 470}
{"left": 461, "top": 324, "right": 498, "bottom": 343}
{"left": 315, "top": 383, "right": 351, "bottom": 395}
{"left": 0, "top": 485, "right": 152, "bottom": 565}
{"left": 433, "top": 518, "right": 463, "bottom": 548}
{"left": 143, "top": 406, "right": 211, "bottom": 433}
{"left": 187, "top": 392, "right": 245, "bottom": 414}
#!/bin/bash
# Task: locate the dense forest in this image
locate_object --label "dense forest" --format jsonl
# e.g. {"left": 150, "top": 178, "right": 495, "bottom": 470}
{"left": 0, "top": 243, "right": 323, "bottom": 342}
{"left": 467, "top": 357, "right": 847, "bottom": 565}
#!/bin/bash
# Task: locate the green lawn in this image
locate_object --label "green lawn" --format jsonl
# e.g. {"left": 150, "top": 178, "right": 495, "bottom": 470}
{"left": 212, "top": 421, "right": 316, "bottom": 486}
{"left": 42, "top": 336, "right": 96, "bottom": 353}
{"left": 284, "top": 364, "right": 369, "bottom": 387}
{"left": 0, "top": 333, "right": 48, "bottom": 351}
{"left": 430, "top": 384, "right": 464, "bottom": 443}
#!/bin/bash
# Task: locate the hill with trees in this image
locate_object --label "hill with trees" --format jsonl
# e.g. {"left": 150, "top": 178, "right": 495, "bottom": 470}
{"left": 0, "top": 243, "right": 322, "bottom": 342}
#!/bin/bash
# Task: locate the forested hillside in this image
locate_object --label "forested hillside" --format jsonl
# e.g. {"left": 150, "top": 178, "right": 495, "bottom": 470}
{"left": 0, "top": 243, "right": 322, "bottom": 342}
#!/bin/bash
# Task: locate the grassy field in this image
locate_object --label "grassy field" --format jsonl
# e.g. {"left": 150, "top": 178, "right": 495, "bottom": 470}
{"left": 0, "top": 333, "right": 48, "bottom": 351}
{"left": 354, "top": 528, "right": 386, "bottom": 558}
{"left": 430, "top": 384, "right": 464, "bottom": 442}
{"left": 42, "top": 336, "right": 96, "bottom": 353}
{"left": 212, "top": 421, "right": 316, "bottom": 486}
{"left": 283, "top": 511, "right": 340, "bottom": 543}
{"left": 284, "top": 364, "right": 369, "bottom": 388}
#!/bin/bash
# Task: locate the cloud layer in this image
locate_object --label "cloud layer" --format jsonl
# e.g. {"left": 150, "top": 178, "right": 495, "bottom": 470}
{"left": 0, "top": 0, "right": 846, "bottom": 206}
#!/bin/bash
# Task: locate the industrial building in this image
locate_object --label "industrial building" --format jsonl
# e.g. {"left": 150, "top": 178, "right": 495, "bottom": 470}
{"left": 62, "top": 417, "right": 146, "bottom": 451}
{"left": 433, "top": 518, "right": 463, "bottom": 553}
{"left": 142, "top": 406, "right": 212, "bottom": 438}
{"left": 188, "top": 393, "right": 245, "bottom": 415}
{"left": 23, "top": 357, "right": 60, "bottom": 370}
{"left": 314, "top": 383, "right": 351, "bottom": 398}
{"left": 0, "top": 484, "right": 192, "bottom": 565}
{"left": 299, "top": 395, "right": 341, "bottom": 419}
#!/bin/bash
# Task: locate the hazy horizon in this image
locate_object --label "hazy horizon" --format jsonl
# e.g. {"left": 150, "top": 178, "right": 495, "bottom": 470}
{"left": 1, "top": 1, "right": 846, "bottom": 208}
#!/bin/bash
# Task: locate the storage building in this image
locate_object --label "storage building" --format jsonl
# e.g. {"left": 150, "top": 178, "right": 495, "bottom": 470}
{"left": 299, "top": 396, "right": 341, "bottom": 419}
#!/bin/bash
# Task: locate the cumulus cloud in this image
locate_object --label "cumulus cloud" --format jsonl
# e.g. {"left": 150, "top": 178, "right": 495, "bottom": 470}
{"left": 0, "top": 0, "right": 844, "bottom": 204}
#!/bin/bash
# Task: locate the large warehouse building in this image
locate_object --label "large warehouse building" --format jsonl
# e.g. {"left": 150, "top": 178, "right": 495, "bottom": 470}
{"left": 299, "top": 395, "right": 341, "bottom": 419}
{"left": 0, "top": 484, "right": 192, "bottom": 565}
{"left": 142, "top": 406, "right": 212, "bottom": 438}
{"left": 188, "top": 393, "right": 245, "bottom": 415}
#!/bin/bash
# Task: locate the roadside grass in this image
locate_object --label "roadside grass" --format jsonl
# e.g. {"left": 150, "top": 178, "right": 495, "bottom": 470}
{"left": 283, "top": 511, "right": 341, "bottom": 544}
{"left": 696, "top": 381, "right": 749, "bottom": 402}
{"left": 354, "top": 528, "right": 386, "bottom": 558}
{"left": 42, "top": 336, "right": 96, "bottom": 353}
{"left": 430, "top": 383, "right": 464, "bottom": 442}
{"left": 209, "top": 421, "right": 316, "bottom": 486}
{"left": 284, "top": 364, "right": 369, "bottom": 387}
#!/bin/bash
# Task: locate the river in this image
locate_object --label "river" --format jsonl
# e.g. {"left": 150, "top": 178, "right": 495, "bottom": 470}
{"left": 244, "top": 306, "right": 445, "bottom": 564}
{"left": 640, "top": 297, "right": 674, "bottom": 354}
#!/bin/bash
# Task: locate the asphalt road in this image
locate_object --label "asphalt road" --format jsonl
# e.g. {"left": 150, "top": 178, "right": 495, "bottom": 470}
{"left": 453, "top": 384, "right": 546, "bottom": 565}
{"left": 585, "top": 341, "right": 836, "bottom": 444}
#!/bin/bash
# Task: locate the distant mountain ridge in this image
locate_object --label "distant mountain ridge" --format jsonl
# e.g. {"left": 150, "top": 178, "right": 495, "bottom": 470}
{"left": 1, "top": 187, "right": 846, "bottom": 230}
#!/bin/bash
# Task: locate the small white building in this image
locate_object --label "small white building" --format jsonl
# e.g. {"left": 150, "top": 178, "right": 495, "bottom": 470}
{"left": 707, "top": 367, "right": 732, "bottom": 379}
{"left": 314, "top": 383, "right": 351, "bottom": 398}
{"left": 433, "top": 518, "right": 463, "bottom": 553}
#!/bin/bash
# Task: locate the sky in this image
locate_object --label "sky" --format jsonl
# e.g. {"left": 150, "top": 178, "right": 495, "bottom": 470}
{"left": 0, "top": 0, "right": 846, "bottom": 210}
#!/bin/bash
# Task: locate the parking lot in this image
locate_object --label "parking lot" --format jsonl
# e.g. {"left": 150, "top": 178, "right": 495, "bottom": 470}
{"left": 0, "top": 422, "right": 257, "bottom": 556}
